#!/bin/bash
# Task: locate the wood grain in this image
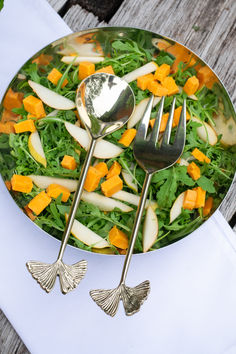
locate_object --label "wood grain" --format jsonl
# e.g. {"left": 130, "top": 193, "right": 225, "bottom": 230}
{"left": 1, "top": 0, "right": 235, "bottom": 353}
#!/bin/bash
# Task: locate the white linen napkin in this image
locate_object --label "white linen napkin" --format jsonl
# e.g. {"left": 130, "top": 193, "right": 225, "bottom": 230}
{"left": 0, "top": 1, "right": 236, "bottom": 354}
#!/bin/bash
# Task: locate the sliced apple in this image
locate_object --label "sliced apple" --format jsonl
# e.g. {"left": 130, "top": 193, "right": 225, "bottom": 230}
{"left": 28, "top": 131, "right": 47, "bottom": 167}
{"left": 170, "top": 192, "right": 185, "bottom": 223}
{"left": 111, "top": 190, "right": 157, "bottom": 209}
{"left": 66, "top": 214, "right": 109, "bottom": 248}
{"left": 81, "top": 191, "right": 133, "bottom": 212}
{"left": 143, "top": 206, "right": 158, "bottom": 252}
{"left": 29, "top": 175, "right": 78, "bottom": 191}
{"left": 61, "top": 56, "right": 104, "bottom": 65}
{"left": 28, "top": 80, "right": 75, "bottom": 110}
{"left": 191, "top": 116, "right": 217, "bottom": 145}
{"left": 65, "top": 122, "right": 123, "bottom": 159}
{"left": 122, "top": 61, "right": 157, "bottom": 83}
{"left": 121, "top": 170, "right": 138, "bottom": 192}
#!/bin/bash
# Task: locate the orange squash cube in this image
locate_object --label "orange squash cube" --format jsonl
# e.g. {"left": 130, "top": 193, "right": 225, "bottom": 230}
{"left": 183, "top": 76, "right": 199, "bottom": 95}
{"left": 191, "top": 148, "right": 211, "bottom": 164}
{"left": 32, "top": 54, "right": 53, "bottom": 66}
{"left": 11, "top": 174, "right": 33, "bottom": 193}
{"left": 193, "top": 187, "right": 206, "bottom": 208}
{"left": 187, "top": 162, "right": 201, "bottom": 181}
{"left": 0, "top": 121, "right": 15, "bottom": 134}
{"left": 1, "top": 109, "right": 20, "bottom": 123}
{"left": 78, "top": 62, "right": 95, "bottom": 80}
{"left": 47, "top": 68, "right": 68, "bottom": 88}
{"left": 96, "top": 65, "right": 115, "bottom": 75}
{"left": 154, "top": 64, "right": 170, "bottom": 82}
{"left": 147, "top": 80, "right": 168, "bottom": 96}
{"left": 14, "top": 119, "right": 36, "bottom": 133}
{"left": 46, "top": 184, "right": 71, "bottom": 202}
{"left": 61, "top": 155, "right": 77, "bottom": 170}
{"left": 137, "top": 73, "right": 154, "bottom": 90}
{"left": 203, "top": 197, "right": 213, "bottom": 216}
{"left": 94, "top": 162, "right": 108, "bottom": 178}
{"left": 173, "top": 106, "right": 190, "bottom": 126}
{"left": 101, "top": 175, "right": 123, "bottom": 197}
{"left": 183, "top": 189, "right": 197, "bottom": 210}
{"left": 118, "top": 128, "right": 137, "bottom": 147}
{"left": 109, "top": 225, "right": 129, "bottom": 249}
{"left": 28, "top": 191, "right": 51, "bottom": 215}
{"left": 84, "top": 166, "right": 101, "bottom": 192}
{"left": 106, "top": 161, "right": 121, "bottom": 179}
{"left": 23, "top": 95, "right": 46, "bottom": 118}
{"left": 161, "top": 77, "right": 179, "bottom": 96}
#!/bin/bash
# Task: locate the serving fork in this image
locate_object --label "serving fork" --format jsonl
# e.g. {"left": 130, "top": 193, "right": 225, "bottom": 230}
{"left": 90, "top": 95, "right": 186, "bottom": 316}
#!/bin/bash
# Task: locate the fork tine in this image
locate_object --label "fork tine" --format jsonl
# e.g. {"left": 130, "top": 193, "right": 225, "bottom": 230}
{"left": 136, "top": 95, "right": 154, "bottom": 140}
{"left": 174, "top": 99, "right": 186, "bottom": 150}
{"left": 149, "top": 96, "right": 165, "bottom": 145}
{"left": 161, "top": 97, "right": 176, "bottom": 146}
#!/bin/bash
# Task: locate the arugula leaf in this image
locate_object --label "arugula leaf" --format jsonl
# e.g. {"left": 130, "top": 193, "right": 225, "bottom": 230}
{"left": 197, "top": 176, "right": 216, "bottom": 193}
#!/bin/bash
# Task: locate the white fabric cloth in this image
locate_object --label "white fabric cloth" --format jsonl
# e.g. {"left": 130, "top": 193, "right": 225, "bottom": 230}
{"left": 0, "top": 1, "right": 236, "bottom": 353}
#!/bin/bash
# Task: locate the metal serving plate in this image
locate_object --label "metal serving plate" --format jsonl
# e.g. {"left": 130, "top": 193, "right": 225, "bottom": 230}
{"left": 0, "top": 27, "right": 235, "bottom": 254}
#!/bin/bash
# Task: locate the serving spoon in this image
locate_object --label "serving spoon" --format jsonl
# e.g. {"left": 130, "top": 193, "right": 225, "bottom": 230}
{"left": 26, "top": 73, "right": 135, "bottom": 294}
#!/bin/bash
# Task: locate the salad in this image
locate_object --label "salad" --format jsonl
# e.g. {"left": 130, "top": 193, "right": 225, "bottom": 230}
{"left": 0, "top": 29, "right": 235, "bottom": 255}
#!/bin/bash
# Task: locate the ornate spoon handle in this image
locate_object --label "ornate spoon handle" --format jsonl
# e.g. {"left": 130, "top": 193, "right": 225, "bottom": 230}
{"left": 90, "top": 172, "right": 152, "bottom": 316}
{"left": 26, "top": 139, "right": 97, "bottom": 294}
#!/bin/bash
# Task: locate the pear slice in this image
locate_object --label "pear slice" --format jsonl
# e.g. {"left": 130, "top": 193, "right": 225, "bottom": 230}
{"left": 210, "top": 108, "right": 236, "bottom": 146}
{"left": 143, "top": 206, "right": 158, "bottom": 252}
{"left": 29, "top": 175, "right": 78, "bottom": 191}
{"left": 178, "top": 158, "right": 189, "bottom": 166}
{"left": 61, "top": 56, "right": 104, "bottom": 65}
{"left": 65, "top": 122, "right": 123, "bottom": 159}
{"left": 28, "top": 131, "right": 47, "bottom": 167}
{"left": 66, "top": 214, "right": 109, "bottom": 248}
{"left": 170, "top": 192, "right": 185, "bottom": 223}
{"left": 111, "top": 190, "right": 157, "bottom": 210}
{"left": 28, "top": 80, "right": 75, "bottom": 110}
{"left": 191, "top": 116, "right": 217, "bottom": 145}
{"left": 122, "top": 61, "right": 157, "bottom": 83}
{"left": 121, "top": 170, "right": 138, "bottom": 192}
{"left": 81, "top": 191, "right": 133, "bottom": 212}
{"left": 127, "top": 96, "right": 161, "bottom": 129}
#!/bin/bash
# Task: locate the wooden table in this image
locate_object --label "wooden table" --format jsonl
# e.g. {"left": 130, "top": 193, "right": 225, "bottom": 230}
{"left": 1, "top": 0, "right": 235, "bottom": 352}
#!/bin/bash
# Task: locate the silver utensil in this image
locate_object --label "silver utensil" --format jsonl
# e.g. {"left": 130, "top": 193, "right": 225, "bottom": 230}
{"left": 26, "top": 73, "right": 135, "bottom": 294}
{"left": 90, "top": 95, "right": 186, "bottom": 316}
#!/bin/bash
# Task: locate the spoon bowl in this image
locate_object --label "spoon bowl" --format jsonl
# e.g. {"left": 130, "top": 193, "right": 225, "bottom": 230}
{"left": 76, "top": 73, "right": 135, "bottom": 138}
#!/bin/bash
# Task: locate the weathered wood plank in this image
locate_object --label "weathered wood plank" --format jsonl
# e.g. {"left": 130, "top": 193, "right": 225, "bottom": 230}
{"left": 109, "top": 0, "right": 236, "bottom": 104}
{"left": 63, "top": 4, "right": 100, "bottom": 31}
{"left": 74, "top": 0, "right": 124, "bottom": 21}
{"left": 47, "top": 0, "right": 68, "bottom": 12}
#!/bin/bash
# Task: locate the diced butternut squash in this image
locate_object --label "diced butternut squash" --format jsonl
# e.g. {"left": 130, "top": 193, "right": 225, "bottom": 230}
{"left": 84, "top": 166, "right": 101, "bottom": 192}
{"left": 78, "top": 62, "right": 95, "bottom": 80}
{"left": 14, "top": 119, "right": 36, "bottom": 133}
{"left": 147, "top": 80, "right": 168, "bottom": 96}
{"left": 173, "top": 106, "right": 190, "bottom": 126}
{"left": 3, "top": 88, "right": 24, "bottom": 111}
{"left": 187, "top": 162, "right": 201, "bottom": 180}
{"left": 1, "top": 109, "right": 20, "bottom": 123}
{"left": 32, "top": 54, "right": 53, "bottom": 66}
{"left": 154, "top": 64, "right": 170, "bottom": 82}
{"left": 106, "top": 161, "right": 121, "bottom": 179}
{"left": 24, "top": 205, "right": 37, "bottom": 221}
{"left": 118, "top": 129, "right": 137, "bottom": 147}
{"left": 101, "top": 175, "right": 123, "bottom": 197}
{"left": 94, "top": 162, "right": 108, "bottom": 178}
{"left": 96, "top": 65, "right": 115, "bottom": 75}
{"left": 46, "top": 183, "right": 71, "bottom": 202}
{"left": 47, "top": 68, "right": 68, "bottom": 88}
{"left": 23, "top": 95, "right": 46, "bottom": 118}
{"left": 193, "top": 187, "right": 206, "bottom": 208}
{"left": 27, "top": 113, "right": 35, "bottom": 119}
{"left": 166, "top": 44, "right": 191, "bottom": 73}
{"left": 176, "top": 158, "right": 181, "bottom": 164}
{"left": 183, "top": 76, "right": 199, "bottom": 95}
{"left": 109, "top": 225, "right": 129, "bottom": 249}
{"left": 203, "top": 197, "right": 213, "bottom": 216}
{"left": 11, "top": 174, "right": 33, "bottom": 193}
{"left": 28, "top": 191, "right": 51, "bottom": 215}
{"left": 191, "top": 148, "right": 211, "bottom": 164}
{"left": 183, "top": 189, "right": 197, "bottom": 210}
{"left": 137, "top": 73, "right": 154, "bottom": 90}
{"left": 161, "top": 76, "right": 179, "bottom": 96}
{"left": 61, "top": 155, "right": 77, "bottom": 170}
{"left": 5, "top": 180, "right": 11, "bottom": 190}
{"left": 150, "top": 112, "right": 168, "bottom": 132}
{"left": 0, "top": 121, "right": 15, "bottom": 134}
